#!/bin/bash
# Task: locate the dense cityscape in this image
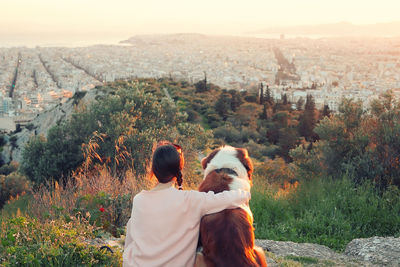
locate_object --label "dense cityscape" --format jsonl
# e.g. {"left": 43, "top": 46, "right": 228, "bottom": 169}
{"left": 1, "top": 34, "right": 400, "bottom": 131}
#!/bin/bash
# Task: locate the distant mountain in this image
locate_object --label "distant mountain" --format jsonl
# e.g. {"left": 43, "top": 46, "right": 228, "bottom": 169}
{"left": 120, "top": 33, "right": 207, "bottom": 45}
{"left": 248, "top": 21, "right": 400, "bottom": 37}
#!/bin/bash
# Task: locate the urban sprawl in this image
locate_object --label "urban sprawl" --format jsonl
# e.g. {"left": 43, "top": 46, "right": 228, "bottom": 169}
{"left": 1, "top": 34, "right": 399, "bottom": 131}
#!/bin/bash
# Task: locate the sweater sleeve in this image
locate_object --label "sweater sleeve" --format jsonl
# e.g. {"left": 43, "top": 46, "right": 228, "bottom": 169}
{"left": 187, "top": 189, "right": 251, "bottom": 216}
{"left": 123, "top": 197, "right": 137, "bottom": 267}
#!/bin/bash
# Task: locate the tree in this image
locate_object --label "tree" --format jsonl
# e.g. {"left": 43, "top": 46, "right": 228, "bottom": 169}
{"left": 296, "top": 94, "right": 400, "bottom": 189}
{"left": 278, "top": 127, "right": 298, "bottom": 162}
{"left": 282, "top": 93, "right": 288, "bottom": 105}
{"left": 298, "top": 94, "right": 317, "bottom": 141}
{"left": 215, "top": 92, "right": 232, "bottom": 120}
{"left": 296, "top": 97, "right": 304, "bottom": 111}
{"left": 20, "top": 136, "right": 49, "bottom": 186}
{"left": 322, "top": 104, "right": 331, "bottom": 118}
{"left": 21, "top": 81, "right": 210, "bottom": 186}
{"left": 265, "top": 85, "right": 273, "bottom": 105}
{"left": 195, "top": 71, "right": 209, "bottom": 92}
{"left": 259, "top": 83, "right": 264, "bottom": 105}
{"left": 259, "top": 104, "right": 268, "bottom": 120}
{"left": 229, "top": 90, "right": 243, "bottom": 112}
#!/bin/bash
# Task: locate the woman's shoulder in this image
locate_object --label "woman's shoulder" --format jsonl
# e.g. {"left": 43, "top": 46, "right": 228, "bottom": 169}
{"left": 132, "top": 190, "right": 147, "bottom": 202}
{"left": 181, "top": 189, "right": 210, "bottom": 201}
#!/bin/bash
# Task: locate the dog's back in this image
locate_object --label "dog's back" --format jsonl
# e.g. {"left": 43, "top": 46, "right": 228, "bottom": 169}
{"left": 199, "top": 170, "right": 267, "bottom": 267}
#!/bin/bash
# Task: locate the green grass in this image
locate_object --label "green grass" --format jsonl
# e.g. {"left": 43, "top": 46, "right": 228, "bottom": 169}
{"left": 265, "top": 251, "right": 302, "bottom": 267}
{"left": 251, "top": 176, "right": 400, "bottom": 251}
{"left": 0, "top": 194, "right": 32, "bottom": 218}
{"left": 0, "top": 216, "right": 121, "bottom": 266}
{"left": 285, "top": 256, "right": 319, "bottom": 264}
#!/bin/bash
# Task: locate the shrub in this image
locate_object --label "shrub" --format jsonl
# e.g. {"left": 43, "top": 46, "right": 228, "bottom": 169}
{"left": 9, "top": 136, "right": 17, "bottom": 148}
{"left": 242, "top": 140, "right": 270, "bottom": 160}
{"left": 244, "top": 95, "right": 258, "bottom": 103}
{"left": 28, "top": 166, "right": 145, "bottom": 237}
{"left": 0, "top": 173, "right": 30, "bottom": 209}
{"left": 194, "top": 79, "right": 209, "bottom": 92}
{"left": 72, "top": 91, "right": 87, "bottom": 104}
{"left": 0, "top": 134, "right": 5, "bottom": 146}
{"left": 0, "top": 216, "right": 121, "bottom": 266}
{"left": 0, "top": 162, "right": 18, "bottom": 176}
{"left": 213, "top": 125, "right": 242, "bottom": 144}
{"left": 186, "top": 109, "right": 201, "bottom": 123}
{"left": 254, "top": 157, "right": 296, "bottom": 184}
{"left": 25, "top": 123, "right": 35, "bottom": 131}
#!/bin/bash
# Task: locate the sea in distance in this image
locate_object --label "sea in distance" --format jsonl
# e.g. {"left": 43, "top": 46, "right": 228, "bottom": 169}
{"left": 0, "top": 33, "right": 132, "bottom": 48}
{"left": 0, "top": 32, "right": 352, "bottom": 48}
{"left": 1, "top": 32, "right": 397, "bottom": 48}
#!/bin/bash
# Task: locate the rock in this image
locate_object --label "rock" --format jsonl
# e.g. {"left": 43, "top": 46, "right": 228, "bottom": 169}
{"left": 256, "top": 239, "right": 341, "bottom": 260}
{"left": 266, "top": 257, "right": 278, "bottom": 267}
{"left": 345, "top": 236, "right": 400, "bottom": 266}
{"left": 1, "top": 89, "right": 100, "bottom": 164}
{"left": 256, "top": 239, "right": 377, "bottom": 266}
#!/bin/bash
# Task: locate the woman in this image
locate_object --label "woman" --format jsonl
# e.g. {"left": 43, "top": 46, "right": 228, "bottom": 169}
{"left": 123, "top": 141, "right": 251, "bottom": 267}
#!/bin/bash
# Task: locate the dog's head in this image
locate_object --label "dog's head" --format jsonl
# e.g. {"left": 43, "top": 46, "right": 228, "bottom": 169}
{"left": 201, "top": 146, "right": 253, "bottom": 184}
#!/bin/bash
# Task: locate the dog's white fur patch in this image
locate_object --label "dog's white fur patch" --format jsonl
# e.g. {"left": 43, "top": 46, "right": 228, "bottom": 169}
{"left": 203, "top": 146, "right": 249, "bottom": 184}
{"left": 229, "top": 176, "right": 251, "bottom": 192}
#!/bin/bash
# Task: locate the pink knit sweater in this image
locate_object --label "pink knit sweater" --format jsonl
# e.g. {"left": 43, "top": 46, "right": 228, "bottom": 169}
{"left": 123, "top": 185, "right": 251, "bottom": 267}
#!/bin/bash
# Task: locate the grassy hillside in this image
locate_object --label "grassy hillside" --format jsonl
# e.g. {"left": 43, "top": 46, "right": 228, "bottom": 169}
{"left": 1, "top": 78, "right": 400, "bottom": 265}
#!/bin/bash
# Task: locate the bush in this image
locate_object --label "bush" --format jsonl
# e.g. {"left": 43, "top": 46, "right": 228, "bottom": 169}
{"left": 25, "top": 123, "right": 35, "bottom": 131}
{"left": 0, "top": 216, "right": 121, "bottom": 266}
{"left": 75, "top": 191, "right": 132, "bottom": 237}
{"left": 0, "top": 135, "right": 5, "bottom": 146}
{"left": 28, "top": 166, "right": 145, "bottom": 237}
{"left": 254, "top": 158, "right": 296, "bottom": 184}
{"left": 72, "top": 91, "right": 87, "bottom": 104}
{"left": 242, "top": 140, "right": 270, "bottom": 160}
{"left": 213, "top": 125, "right": 242, "bottom": 144}
{"left": 9, "top": 136, "right": 17, "bottom": 148}
{"left": 186, "top": 109, "right": 201, "bottom": 123}
{"left": 0, "top": 173, "right": 30, "bottom": 209}
{"left": 244, "top": 95, "right": 258, "bottom": 103}
{"left": 0, "top": 162, "right": 18, "bottom": 176}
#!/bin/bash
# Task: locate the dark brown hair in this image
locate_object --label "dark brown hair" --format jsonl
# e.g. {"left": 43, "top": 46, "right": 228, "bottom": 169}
{"left": 151, "top": 141, "right": 184, "bottom": 189}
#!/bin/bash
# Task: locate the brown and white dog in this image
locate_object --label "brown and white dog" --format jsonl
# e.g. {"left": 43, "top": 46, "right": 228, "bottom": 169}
{"left": 198, "top": 146, "right": 267, "bottom": 267}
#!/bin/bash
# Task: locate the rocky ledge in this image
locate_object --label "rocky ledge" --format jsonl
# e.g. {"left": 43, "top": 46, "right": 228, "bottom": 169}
{"left": 87, "top": 236, "right": 399, "bottom": 266}
{"left": 256, "top": 236, "right": 400, "bottom": 266}
{"left": 345, "top": 236, "right": 400, "bottom": 266}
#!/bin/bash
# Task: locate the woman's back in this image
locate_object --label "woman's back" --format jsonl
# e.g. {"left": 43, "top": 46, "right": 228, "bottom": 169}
{"left": 124, "top": 186, "right": 202, "bottom": 267}
{"left": 123, "top": 185, "right": 250, "bottom": 267}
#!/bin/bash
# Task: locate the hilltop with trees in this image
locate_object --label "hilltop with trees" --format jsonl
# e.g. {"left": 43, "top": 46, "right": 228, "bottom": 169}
{"left": 0, "top": 78, "right": 399, "bottom": 266}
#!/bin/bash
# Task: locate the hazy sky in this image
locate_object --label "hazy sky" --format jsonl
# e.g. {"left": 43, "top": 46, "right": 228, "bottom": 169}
{"left": 1, "top": 0, "right": 400, "bottom": 36}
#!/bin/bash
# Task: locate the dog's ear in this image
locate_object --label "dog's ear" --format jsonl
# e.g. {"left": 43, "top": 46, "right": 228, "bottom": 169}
{"left": 201, "top": 148, "right": 221, "bottom": 170}
{"left": 236, "top": 148, "right": 253, "bottom": 180}
{"left": 201, "top": 157, "right": 209, "bottom": 170}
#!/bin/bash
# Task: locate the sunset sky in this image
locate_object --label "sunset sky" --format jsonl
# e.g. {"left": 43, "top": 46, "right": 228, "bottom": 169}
{"left": 1, "top": 0, "right": 400, "bottom": 36}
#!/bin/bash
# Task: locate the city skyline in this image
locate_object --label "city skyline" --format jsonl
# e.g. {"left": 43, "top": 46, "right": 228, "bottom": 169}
{"left": 1, "top": 34, "right": 399, "bottom": 122}
{"left": 1, "top": 0, "right": 400, "bottom": 42}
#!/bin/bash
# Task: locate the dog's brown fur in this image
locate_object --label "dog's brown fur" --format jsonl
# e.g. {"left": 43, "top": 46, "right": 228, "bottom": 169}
{"left": 198, "top": 147, "right": 267, "bottom": 267}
